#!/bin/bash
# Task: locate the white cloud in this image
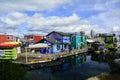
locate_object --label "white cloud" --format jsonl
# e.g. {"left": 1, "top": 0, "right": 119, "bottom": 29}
{"left": 27, "top": 13, "right": 89, "bottom": 32}
{"left": 26, "top": 13, "right": 107, "bottom": 35}
{"left": 0, "top": 12, "right": 27, "bottom": 28}
{"left": 0, "top": 11, "right": 108, "bottom": 36}
{"left": 94, "top": 0, "right": 120, "bottom": 11}
{"left": 113, "top": 26, "right": 120, "bottom": 32}
{"left": 0, "top": 0, "right": 72, "bottom": 12}
{"left": 88, "top": 9, "right": 120, "bottom": 33}
{"left": 0, "top": 0, "right": 120, "bottom": 36}
{"left": 27, "top": 13, "right": 79, "bottom": 30}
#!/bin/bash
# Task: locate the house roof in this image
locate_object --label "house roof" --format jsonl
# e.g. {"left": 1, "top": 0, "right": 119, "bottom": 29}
{"left": 0, "top": 34, "right": 13, "bottom": 36}
{"left": 47, "top": 31, "right": 72, "bottom": 36}
{"left": 38, "top": 38, "right": 61, "bottom": 44}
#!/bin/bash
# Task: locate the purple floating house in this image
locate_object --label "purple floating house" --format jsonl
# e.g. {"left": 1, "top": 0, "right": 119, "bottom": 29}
{"left": 47, "top": 31, "right": 71, "bottom": 52}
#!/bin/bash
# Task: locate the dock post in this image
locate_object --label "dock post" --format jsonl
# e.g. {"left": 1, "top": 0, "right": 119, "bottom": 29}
{"left": 25, "top": 47, "right": 28, "bottom": 64}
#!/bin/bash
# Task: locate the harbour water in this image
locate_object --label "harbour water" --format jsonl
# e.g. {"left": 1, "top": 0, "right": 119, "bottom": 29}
{"left": 27, "top": 53, "right": 110, "bottom": 80}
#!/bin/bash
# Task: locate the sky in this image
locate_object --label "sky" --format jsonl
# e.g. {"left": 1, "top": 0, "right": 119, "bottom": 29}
{"left": 0, "top": 0, "right": 120, "bottom": 37}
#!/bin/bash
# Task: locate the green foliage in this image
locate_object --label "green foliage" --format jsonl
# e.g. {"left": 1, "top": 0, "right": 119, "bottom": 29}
{"left": 105, "top": 36, "right": 113, "bottom": 43}
{"left": 105, "top": 44, "right": 111, "bottom": 48}
{"left": 0, "top": 60, "right": 28, "bottom": 80}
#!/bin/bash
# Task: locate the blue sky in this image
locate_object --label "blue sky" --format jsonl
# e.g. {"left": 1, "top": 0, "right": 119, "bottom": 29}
{"left": 0, "top": 0, "right": 120, "bottom": 37}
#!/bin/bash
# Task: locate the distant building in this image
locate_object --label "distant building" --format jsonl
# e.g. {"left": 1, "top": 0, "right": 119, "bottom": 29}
{"left": 114, "top": 32, "right": 120, "bottom": 42}
{"left": 80, "top": 31, "right": 85, "bottom": 36}
{"left": 24, "top": 34, "right": 43, "bottom": 43}
{"left": 0, "top": 34, "right": 14, "bottom": 43}
{"left": 90, "top": 29, "right": 95, "bottom": 38}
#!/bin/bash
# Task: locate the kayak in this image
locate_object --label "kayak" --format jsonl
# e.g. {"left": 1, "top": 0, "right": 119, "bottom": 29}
{"left": 0, "top": 42, "right": 21, "bottom": 47}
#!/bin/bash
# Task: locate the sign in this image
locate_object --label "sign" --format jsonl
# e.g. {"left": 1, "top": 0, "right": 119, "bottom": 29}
{"left": 0, "top": 50, "right": 5, "bottom": 56}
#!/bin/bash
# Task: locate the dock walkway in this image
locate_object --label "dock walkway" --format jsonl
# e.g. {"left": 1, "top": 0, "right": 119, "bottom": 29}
{"left": 13, "top": 48, "right": 88, "bottom": 65}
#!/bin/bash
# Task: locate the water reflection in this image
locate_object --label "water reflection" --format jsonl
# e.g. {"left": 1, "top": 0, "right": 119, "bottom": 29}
{"left": 90, "top": 52, "right": 120, "bottom": 72}
{"left": 28, "top": 53, "right": 109, "bottom": 80}
{"left": 91, "top": 53, "right": 107, "bottom": 63}
{"left": 50, "top": 54, "right": 87, "bottom": 73}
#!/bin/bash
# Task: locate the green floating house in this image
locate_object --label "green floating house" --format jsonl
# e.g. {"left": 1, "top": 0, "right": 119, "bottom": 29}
{"left": 70, "top": 35, "right": 87, "bottom": 50}
{"left": 0, "top": 42, "right": 21, "bottom": 60}
{"left": 0, "top": 48, "right": 17, "bottom": 60}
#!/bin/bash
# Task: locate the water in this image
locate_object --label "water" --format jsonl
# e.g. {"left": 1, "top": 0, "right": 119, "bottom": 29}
{"left": 27, "top": 53, "right": 110, "bottom": 80}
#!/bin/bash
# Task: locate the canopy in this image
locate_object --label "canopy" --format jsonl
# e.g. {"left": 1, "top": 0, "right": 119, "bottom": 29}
{"left": 86, "top": 39, "right": 95, "bottom": 43}
{"left": 0, "top": 42, "right": 21, "bottom": 48}
{"left": 27, "top": 43, "right": 50, "bottom": 49}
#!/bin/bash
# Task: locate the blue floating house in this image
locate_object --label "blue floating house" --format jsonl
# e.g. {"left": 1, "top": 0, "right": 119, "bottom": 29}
{"left": 37, "top": 37, "right": 62, "bottom": 53}
{"left": 47, "top": 31, "right": 71, "bottom": 52}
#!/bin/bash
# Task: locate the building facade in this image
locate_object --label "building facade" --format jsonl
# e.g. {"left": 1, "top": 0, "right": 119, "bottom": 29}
{"left": 38, "top": 37, "right": 62, "bottom": 53}
{"left": 47, "top": 31, "right": 71, "bottom": 52}
{"left": 0, "top": 34, "right": 14, "bottom": 43}
{"left": 24, "top": 35, "right": 43, "bottom": 43}
{"left": 70, "top": 35, "right": 87, "bottom": 49}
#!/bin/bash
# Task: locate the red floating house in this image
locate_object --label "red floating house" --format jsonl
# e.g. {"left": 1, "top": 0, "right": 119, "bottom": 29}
{"left": 24, "top": 34, "right": 43, "bottom": 43}
{"left": 0, "top": 34, "right": 14, "bottom": 43}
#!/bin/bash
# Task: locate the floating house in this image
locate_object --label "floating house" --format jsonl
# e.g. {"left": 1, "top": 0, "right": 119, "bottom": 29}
{"left": 70, "top": 35, "right": 81, "bottom": 49}
{"left": 81, "top": 35, "right": 87, "bottom": 48}
{"left": 70, "top": 35, "right": 87, "bottom": 50}
{"left": 24, "top": 34, "right": 43, "bottom": 43}
{"left": 0, "top": 42, "right": 21, "bottom": 60}
{"left": 96, "top": 33, "right": 117, "bottom": 48}
{"left": 0, "top": 34, "right": 14, "bottom": 43}
{"left": 46, "top": 31, "right": 71, "bottom": 52}
{"left": 37, "top": 37, "right": 62, "bottom": 53}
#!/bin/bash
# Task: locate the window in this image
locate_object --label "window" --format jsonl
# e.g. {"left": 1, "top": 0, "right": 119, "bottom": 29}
{"left": 81, "top": 37, "right": 83, "bottom": 42}
{"left": 85, "top": 36, "right": 87, "bottom": 40}
{"left": 64, "top": 36, "right": 69, "bottom": 40}
{"left": 64, "top": 44, "right": 67, "bottom": 49}
{"left": 30, "top": 36, "right": 33, "bottom": 39}
{"left": 7, "top": 36, "right": 13, "bottom": 40}
{"left": 57, "top": 44, "right": 60, "bottom": 50}
{"left": 71, "top": 37, "right": 74, "bottom": 42}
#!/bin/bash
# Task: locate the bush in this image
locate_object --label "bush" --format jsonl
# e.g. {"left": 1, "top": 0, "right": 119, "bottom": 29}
{"left": 0, "top": 60, "right": 28, "bottom": 80}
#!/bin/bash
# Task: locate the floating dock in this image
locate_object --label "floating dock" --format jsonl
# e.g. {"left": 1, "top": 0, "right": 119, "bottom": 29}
{"left": 13, "top": 48, "right": 88, "bottom": 69}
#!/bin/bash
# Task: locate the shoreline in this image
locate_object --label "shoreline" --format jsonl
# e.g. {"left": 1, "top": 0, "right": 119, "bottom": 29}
{"left": 86, "top": 71, "right": 120, "bottom": 80}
